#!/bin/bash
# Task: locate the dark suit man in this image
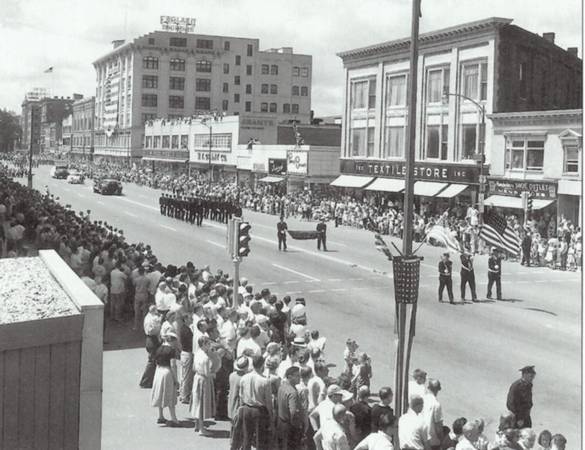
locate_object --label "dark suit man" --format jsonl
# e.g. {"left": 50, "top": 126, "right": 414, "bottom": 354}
{"left": 277, "top": 367, "right": 302, "bottom": 450}
{"left": 316, "top": 219, "right": 327, "bottom": 251}
{"left": 460, "top": 252, "right": 477, "bottom": 302}
{"left": 521, "top": 231, "right": 532, "bottom": 267}
{"left": 277, "top": 217, "right": 288, "bottom": 251}
{"left": 507, "top": 365, "right": 535, "bottom": 428}
{"left": 487, "top": 247, "right": 503, "bottom": 300}
{"left": 438, "top": 253, "right": 454, "bottom": 303}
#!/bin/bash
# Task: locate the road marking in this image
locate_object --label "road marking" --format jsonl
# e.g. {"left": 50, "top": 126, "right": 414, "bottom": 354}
{"left": 285, "top": 291, "right": 302, "bottom": 295}
{"left": 161, "top": 224, "right": 177, "bottom": 231}
{"left": 272, "top": 263, "right": 321, "bottom": 282}
{"left": 119, "top": 197, "right": 159, "bottom": 211}
{"left": 75, "top": 192, "right": 85, "bottom": 197}
{"left": 283, "top": 281, "right": 301, "bottom": 284}
{"left": 97, "top": 200, "right": 105, "bottom": 205}
{"left": 328, "top": 278, "right": 343, "bottom": 282}
{"left": 327, "top": 240, "right": 347, "bottom": 247}
{"left": 331, "top": 288, "right": 348, "bottom": 292}
{"left": 124, "top": 211, "right": 137, "bottom": 218}
{"left": 308, "top": 289, "right": 326, "bottom": 293}
{"left": 263, "top": 282, "right": 277, "bottom": 286}
{"left": 206, "top": 240, "right": 225, "bottom": 249}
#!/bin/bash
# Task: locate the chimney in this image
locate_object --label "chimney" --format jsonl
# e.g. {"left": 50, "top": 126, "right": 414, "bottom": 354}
{"left": 567, "top": 47, "right": 579, "bottom": 57}
{"left": 542, "top": 32, "right": 555, "bottom": 44}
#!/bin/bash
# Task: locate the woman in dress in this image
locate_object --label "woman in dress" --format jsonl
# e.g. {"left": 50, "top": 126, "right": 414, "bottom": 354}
{"left": 151, "top": 332, "right": 180, "bottom": 426}
{"left": 190, "top": 335, "right": 221, "bottom": 435}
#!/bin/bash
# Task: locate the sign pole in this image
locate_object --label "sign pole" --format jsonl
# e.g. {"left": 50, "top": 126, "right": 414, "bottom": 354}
{"left": 233, "top": 257, "right": 240, "bottom": 308}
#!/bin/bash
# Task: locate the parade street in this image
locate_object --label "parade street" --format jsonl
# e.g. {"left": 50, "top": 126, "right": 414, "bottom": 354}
{"left": 23, "top": 166, "right": 581, "bottom": 448}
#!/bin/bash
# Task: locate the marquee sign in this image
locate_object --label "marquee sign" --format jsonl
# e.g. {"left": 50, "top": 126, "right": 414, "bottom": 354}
{"left": 268, "top": 158, "right": 287, "bottom": 175}
{"left": 341, "top": 159, "right": 482, "bottom": 184}
{"left": 196, "top": 152, "right": 228, "bottom": 163}
{"left": 287, "top": 150, "right": 308, "bottom": 175}
{"left": 487, "top": 178, "right": 557, "bottom": 199}
{"left": 160, "top": 16, "right": 196, "bottom": 33}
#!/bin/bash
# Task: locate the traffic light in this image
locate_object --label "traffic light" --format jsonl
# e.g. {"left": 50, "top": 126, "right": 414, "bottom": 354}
{"left": 236, "top": 222, "right": 251, "bottom": 257}
{"left": 527, "top": 194, "right": 533, "bottom": 212}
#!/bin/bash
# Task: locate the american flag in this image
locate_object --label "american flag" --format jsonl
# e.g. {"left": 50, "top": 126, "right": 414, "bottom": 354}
{"left": 480, "top": 211, "right": 521, "bottom": 255}
{"left": 425, "top": 225, "right": 462, "bottom": 253}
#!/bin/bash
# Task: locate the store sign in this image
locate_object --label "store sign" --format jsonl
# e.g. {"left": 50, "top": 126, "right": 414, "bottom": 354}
{"left": 341, "top": 159, "right": 481, "bottom": 184}
{"left": 240, "top": 116, "right": 276, "bottom": 130}
{"left": 268, "top": 158, "right": 287, "bottom": 175}
{"left": 487, "top": 178, "right": 557, "bottom": 199}
{"left": 196, "top": 152, "right": 228, "bottom": 163}
{"left": 253, "top": 162, "right": 266, "bottom": 172}
{"left": 160, "top": 16, "right": 196, "bottom": 32}
{"left": 287, "top": 150, "right": 308, "bottom": 175}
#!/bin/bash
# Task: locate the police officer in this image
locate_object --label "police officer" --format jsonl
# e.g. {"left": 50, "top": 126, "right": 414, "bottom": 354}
{"left": 159, "top": 194, "right": 165, "bottom": 216}
{"left": 316, "top": 217, "right": 327, "bottom": 251}
{"left": 196, "top": 198, "right": 204, "bottom": 226}
{"left": 521, "top": 229, "right": 532, "bottom": 267}
{"left": 277, "top": 216, "right": 288, "bottom": 251}
{"left": 487, "top": 247, "right": 502, "bottom": 300}
{"left": 438, "top": 252, "right": 454, "bottom": 303}
{"left": 460, "top": 251, "right": 477, "bottom": 302}
{"left": 506, "top": 365, "right": 535, "bottom": 428}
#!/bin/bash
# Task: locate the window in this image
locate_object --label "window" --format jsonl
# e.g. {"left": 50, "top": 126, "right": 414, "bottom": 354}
{"left": 462, "top": 61, "right": 488, "bottom": 101}
{"left": 247, "top": 44, "right": 253, "bottom": 56}
{"left": 224, "top": 41, "right": 230, "bottom": 51}
{"left": 292, "top": 86, "right": 299, "bottom": 96}
{"left": 142, "top": 94, "right": 157, "bottom": 107}
{"left": 142, "top": 75, "right": 158, "bottom": 88}
{"left": 170, "top": 37, "right": 187, "bottom": 47}
{"left": 171, "top": 135, "right": 179, "bottom": 148}
{"left": 519, "top": 62, "right": 528, "bottom": 99}
{"left": 148, "top": 38, "right": 155, "bottom": 45}
{"left": 162, "top": 135, "right": 170, "bottom": 148}
{"left": 223, "top": 82, "right": 229, "bottom": 93}
{"left": 196, "top": 60, "right": 212, "bottom": 73}
{"left": 142, "top": 113, "right": 156, "bottom": 124}
{"left": 261, "top": 103, "right": 268, "bottom": 112}
{"left": 269, "top": 103, "right": 277, "bottom": 113}
{"left": 145, "top": 136, "right": 152, "bottom": 148}
{"left": 350, "top": 128, "right": 375, "bottom": 157}
{"left": 270, "top": 65, "right": 278, "bottom": 75}
{"left": 235, "top": 55, "right": 241, "bottom": 66}
{"left": 127, "top": 76, "right": 131, "bottom": 90}
{"left": 196, "top": 39, "right": 213, "bottom": 49}
{"left": 196, "top": 78, "right": 211, "bottom": 92}
{"left": 168, "top": 96, "right": 184, "bottom": 109}
{"left": 426, "top": 125, "right": 448, "bottom": 159}
{"left": 246, "top": 65, "right": 253, "bottom": 76}
{"left": 462, "top": 124, "right": 477, "bottom": 159}
{"left": 563, "top": 144, "right": 580, "bottom": 173}
{"left": 301, "top": 86, "right": 308, "bottom": 96}
{"left": 261, "top": 64, "right": 269, "bottom": 75}
{"left": 193, "top": 133, "right": 232, "bottom": 150}
{"left": 223, "top": 63, "right": 229, "bottom": 74}
{"left": 283, "top": 104, "right": 291, "bottom": 113}
{"left": 170, "top": 58, "right": 185, "bottom": 71}
{"left": 427, "top": 67, "right": 450, "bottom": 103}
{"left": 222, "top": 100, "right": 229, "bottom": 111}
{"left": 351, "top": 80, "right": 368, "bottom": 109}
{"left": 301, "top": 67, "right": 309, "bottom": 77}
{"left": 180, "top": 135, "right": 188, "bottom": 149}
{"left": 292, "top": 104, "right": 299, "bottom": 114}
{"left": 386, "top": 74, "right": 407, "bottom": 107}
{"left": 368, "top": 79, "right": 377, "bottom": 109}
{"left": 261, "top": 84, "right": 269, "bottom": 94}
{"left": 270, "top": 84, "right": 278, "bottom": 94}
{"left": 234, "top": 76, "right": 240, "bottom": 85}
{"left": 246, "top": 84, "right": 252, "bottom": 94}
{"left": 384, "top": 126, "right": 404, "bottom": 158}
{"left": 292, "top": 66, "right": 300, "bottom": 77}
{"left": 143, "top": 56, "right": 158, "bottom": 69}
{"left": 505, "top": 138, "right": 545, "bottom": 171}
{"left": 195, "top": 97, "right": 210, "bottom": 111}
{"left": 234, "top": 93, "right": 240, "bottom": 103}
{"left": 245, "top": 101, "right": 251, "bottom": 112}
{"left": 169, "top": 76, "right": 185, "bottom": 90}
{"left": 153, "top": 135, "right": 161, "bottom": 148}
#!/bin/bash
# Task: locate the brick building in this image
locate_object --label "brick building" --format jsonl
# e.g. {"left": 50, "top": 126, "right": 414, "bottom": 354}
{"left": 38, "top": 96, "right": 79, "bottom": 153}
{"left": 70, "top": 97, "right": 95, "bottom": 160}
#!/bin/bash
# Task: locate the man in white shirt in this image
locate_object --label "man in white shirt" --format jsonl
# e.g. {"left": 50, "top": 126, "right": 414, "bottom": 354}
{"left": 314, "top": 404, "right": 351, "bottom": 450}
{"left": 220, "top": 309, "right": 238, "bottom": 354}
{"left": 408, "top": 369, "right": 427, "bottom": 400}
{"left": 355, "top": 413, "right": 396, "bottom": 450}
{"left": 517, "top": 428, "right": 536, "bottom": 450}
{"left": 236, "top": 326, "right": 262, "bottom": 359}
{"left": 398, "top": 395, "right": 428, "bottom": 450}
{"left": 423, "top": 379, "right": 444, "bottom": 450}
{"left": 455, "top": 422, "right": 480, "bottom": 450}
{"left": 309, "top": 384, "right": 344, "bottom": 431}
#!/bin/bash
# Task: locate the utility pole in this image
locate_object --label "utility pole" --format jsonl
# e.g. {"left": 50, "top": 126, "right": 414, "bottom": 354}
{"left": 27, "top": 108, "right": 34, "bottom": 188}
{"left": 208, "top": 125, "right": 213, "bottom": 189}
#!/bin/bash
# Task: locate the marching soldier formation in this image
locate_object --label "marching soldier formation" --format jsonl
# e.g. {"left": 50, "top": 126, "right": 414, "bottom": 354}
{"left": 159, "top": 193, "right": 242, "bottom": 226}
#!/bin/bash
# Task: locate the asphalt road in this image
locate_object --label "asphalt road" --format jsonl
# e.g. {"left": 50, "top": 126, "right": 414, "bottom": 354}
{"left": 23, "top": 168, "right": 582, "bottom": 448}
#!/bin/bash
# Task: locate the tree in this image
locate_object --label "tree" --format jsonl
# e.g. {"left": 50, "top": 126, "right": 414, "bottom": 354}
{"left": 0, "top": 109, "right": 22, "bottom": 153}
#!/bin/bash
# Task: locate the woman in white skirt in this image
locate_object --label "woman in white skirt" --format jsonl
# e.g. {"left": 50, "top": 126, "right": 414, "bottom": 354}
{"left": 190, "top": 335, "right": 221, "bottom": 435}
{"left": 151, "top": 332, "right": 180, "bottom": 426}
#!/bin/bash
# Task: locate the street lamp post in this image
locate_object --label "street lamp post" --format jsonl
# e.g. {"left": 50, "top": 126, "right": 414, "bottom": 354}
{"left": 27, "top": 109, "right": 35, "bottom": 188}
{"left": 443, "top": 92, "right": 486, "bottom": 223}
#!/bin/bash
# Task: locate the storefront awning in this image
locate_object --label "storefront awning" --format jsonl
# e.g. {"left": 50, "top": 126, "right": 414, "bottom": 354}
{"left": 142, "top": 157, "right": 188, "bottom": 163}
{"left": 258, "top": 176, "right": 285, "bottom": 183}
{"left": 558, "top": 179, "right": 581, "bottom": 196}
{"left": 484, "top": 195, "right": 523, "bottom": 209}
{"left": 330, "top": 175, "right": 374, "bottom": 188}
{"left": 435, "top": 184, "right": 469, "bottom": 198}
{"left": 414, "top": 181, "right": 449, "bottom": 197}
{"left": 533, "top": 199, "right": 555, "bottom": 210}
{"left": 364, "top": 178, "right": 405, "bottom": 192}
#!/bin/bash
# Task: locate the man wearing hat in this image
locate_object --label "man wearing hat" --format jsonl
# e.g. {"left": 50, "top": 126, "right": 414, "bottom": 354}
{"left": 460, "top": 251, "right": 478, "bottom": 302}
{"left": 277, "top": 216, "right": 288, "bottom": 251}
{"left": 309, "top": 384, "right": 345, "bottom": 432}
{"left": 507, "top": 366, "right": 535, "bottom": 428}
{"left": 277, "top": 366, "right": 303, "bottom": 450}
{"left": 487, "top": 247, "right": 503, "bottom": 300}
{"left": 438, "top": 253, "right": 454, "bottom": 304}
{"left": 316, "top": 217, "right": 327, "bottom": 251}
{"left": 228, "top": 356, "right": 249, "bottom": 422}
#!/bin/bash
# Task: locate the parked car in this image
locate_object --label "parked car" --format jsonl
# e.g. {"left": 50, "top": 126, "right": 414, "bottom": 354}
{"left": 50, "top": 165, "right": 69, "bottom": 179}
{"left": 66, "top": 170, "right": 84, "bottom": 184}
{"left": 93, "top": 179, "right": 123, "bottom": 195}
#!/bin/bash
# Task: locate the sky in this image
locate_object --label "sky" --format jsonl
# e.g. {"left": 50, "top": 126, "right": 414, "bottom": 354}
{"left": 0, "top": 0, "right": 582, "bottom": 116}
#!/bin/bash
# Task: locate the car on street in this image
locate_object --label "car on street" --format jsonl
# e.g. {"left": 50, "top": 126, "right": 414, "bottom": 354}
{"left": 66, "top": 170, "right": 84, "bottom": 184}
{"left": 93, "top": 179, "right": 123, "bottom": 195}
{"left": 50, "top": 164, "right": 69, "bottom": 179}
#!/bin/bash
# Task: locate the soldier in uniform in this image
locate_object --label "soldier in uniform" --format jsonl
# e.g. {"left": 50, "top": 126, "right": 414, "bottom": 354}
{"left": 196, "top": 198, "right": 204, "bottom": 226}
{"left": 521, "top": 229, "right": 532, "bottom": 267}
{"left": 159, "top": 194, "right": 166, "bottom": 216}
{"left": 438, "top": 252, "right": 454, "bottom": 303}
{"left": 460, "top": 251, "right": 477, "bottom": 302}
{"left": 487, "top": 247, "right": 503, "bottom": 300}
{"left": 316, "top": 217, "right": 327, "bottom": 251}
{"left": 277, "top": 216, "right": 288, "bottom": 251}
{"left": 506, "top": 365, "right": 535, "bottom": 428}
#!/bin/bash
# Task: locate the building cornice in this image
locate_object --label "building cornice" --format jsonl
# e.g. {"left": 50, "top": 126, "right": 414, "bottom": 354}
{"left": 489, "top": 109, "right": 583, "bottom": 123}
{"left": 337, "top": 17, "right": 512, "bottom": 62}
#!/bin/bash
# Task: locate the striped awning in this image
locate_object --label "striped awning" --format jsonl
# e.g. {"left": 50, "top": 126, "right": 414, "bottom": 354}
{"left": 364, "top": 178, "right": 405, "bottom": 192}
{"left": 330, "top": 175, "right": 374, "bottom": 188}
{"left": 435, "top": 184, "right": 469, "bottom": 198}
{"left": 414, "top": 181, "right": 449, "bottom": 197}
{"left": 258, "top": 176, "right": 285, "bottom": 183}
